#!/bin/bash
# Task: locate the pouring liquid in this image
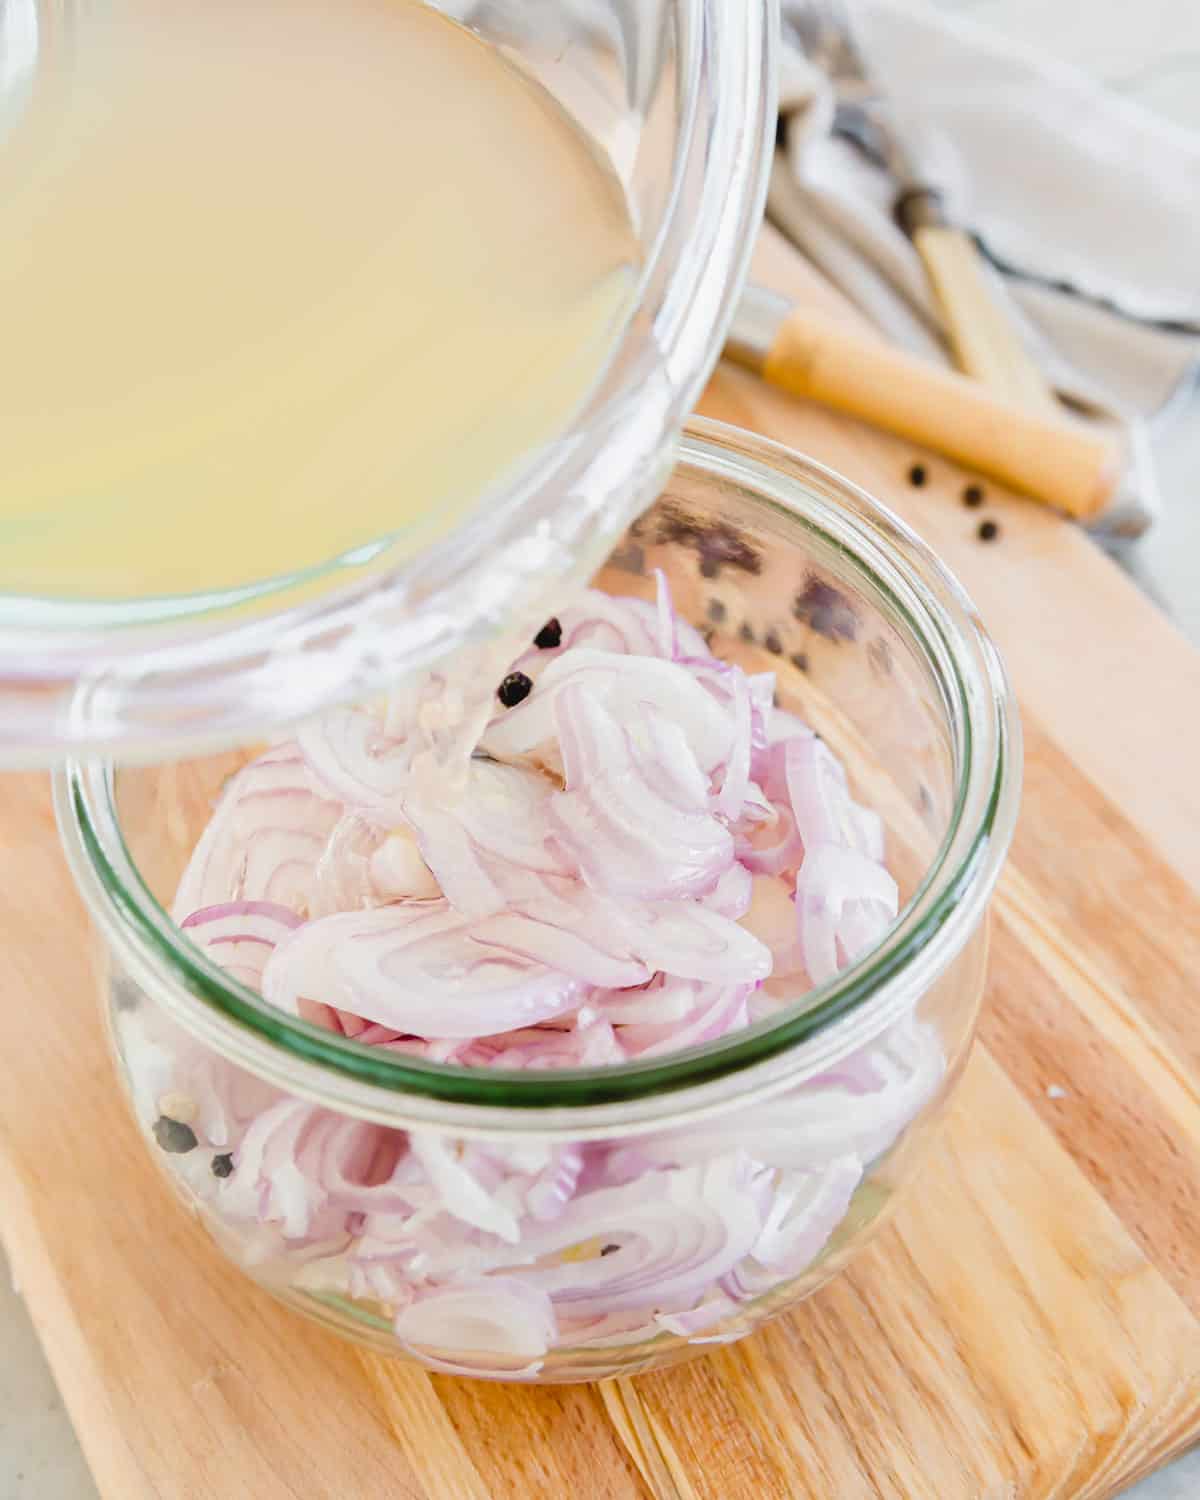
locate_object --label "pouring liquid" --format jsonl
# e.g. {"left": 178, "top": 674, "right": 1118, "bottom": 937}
{"left": 0, "top": 0, "right": 638, "bottom": 604}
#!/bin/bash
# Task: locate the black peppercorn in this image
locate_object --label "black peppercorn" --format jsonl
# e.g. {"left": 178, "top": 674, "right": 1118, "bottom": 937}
{"left": 978, "top": 519, "right": 1000, "bottom": 543}
{"left": 908, "top": 462, "right": 927, "bottom": 487}
{"left": 533, "top": 618, "right": 562, "bottom": 650}
{"left": 496, "top": 671, "right": 533, "bottom": 707}
{"left": 211, "top": 1153, "right": 235, "bottom": 1179}
{"left": 600, "top": 1243, "right": 620, "bottom": 1257}
{"left": 963, "top": 483, "right": 985, "bottom": 508}
{"left": 153, "top": 1115, "right": 198, "bottom": 1154}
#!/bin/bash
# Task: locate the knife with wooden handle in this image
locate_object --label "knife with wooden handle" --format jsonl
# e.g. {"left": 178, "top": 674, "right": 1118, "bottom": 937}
{"left": 894, "top": 188, "right": 1059, "bottom": 415}
{"left": 787, "top": 0, "right": 1062, "bottom": 414}
{"left": 725, "top": 285, "right": 1121, "bottom": 521}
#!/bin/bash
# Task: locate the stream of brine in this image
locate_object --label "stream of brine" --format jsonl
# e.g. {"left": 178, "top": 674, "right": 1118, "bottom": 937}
{"left": 0, "top": 0, "right": 638, "bottom": 603}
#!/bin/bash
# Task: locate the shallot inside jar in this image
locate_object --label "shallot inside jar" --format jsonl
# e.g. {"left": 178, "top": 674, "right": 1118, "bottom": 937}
{"left": 57, "top": 421, "right": 1020, "bottom": 1383}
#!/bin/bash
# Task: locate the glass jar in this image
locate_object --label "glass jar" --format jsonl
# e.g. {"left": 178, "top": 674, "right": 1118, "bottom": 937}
{"left": 57, "top": 421, "right": 1020, "bottom": 1382}
{"left": 3, "top": 0, "right": 775, "bottom": 763}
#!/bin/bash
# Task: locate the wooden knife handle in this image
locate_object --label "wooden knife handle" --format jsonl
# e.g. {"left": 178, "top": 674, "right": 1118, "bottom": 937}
{"left": 762, "top": 307, "right": 1119, "bottom": 519}
{"left": 912, "top": 223, "right": 1058, "bottom": 414}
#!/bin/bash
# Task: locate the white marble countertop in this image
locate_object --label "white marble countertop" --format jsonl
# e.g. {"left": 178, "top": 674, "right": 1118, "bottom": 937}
{"left": 3, "top": 2, "right": 1199, "bottom": 1496}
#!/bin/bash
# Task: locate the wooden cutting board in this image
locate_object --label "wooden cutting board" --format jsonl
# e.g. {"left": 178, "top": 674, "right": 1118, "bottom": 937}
{"left": 4, "top": 227, "right": 1200, "bottom": 1500}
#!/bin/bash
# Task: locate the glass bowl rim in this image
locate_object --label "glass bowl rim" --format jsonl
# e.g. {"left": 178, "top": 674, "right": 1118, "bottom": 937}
{"left": 57, "top": 419, "right": 1022, "bottom": 1134}
{"left": 4, "top": 0, "right": 777, "bottom": 762}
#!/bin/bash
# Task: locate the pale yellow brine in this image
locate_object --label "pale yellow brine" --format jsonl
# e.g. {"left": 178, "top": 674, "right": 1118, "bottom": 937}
{"left": 0, "top": 0, "right": 637, "bottom": 600}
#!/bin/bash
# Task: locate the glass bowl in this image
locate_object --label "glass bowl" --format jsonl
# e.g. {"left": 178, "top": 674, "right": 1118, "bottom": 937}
{"left": 57, "top": 419, "right": 1020, "bottom": 1382}
{"left": 2, "top": 0, "right": 775, "bottom": 763}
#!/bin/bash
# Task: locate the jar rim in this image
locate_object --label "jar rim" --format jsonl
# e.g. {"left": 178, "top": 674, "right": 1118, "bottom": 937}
{"left": 58, "top": 420, "right": 1022, "bottom": 1136}
{"left": 4, "top": 0, "right": 776, "bottom": 763}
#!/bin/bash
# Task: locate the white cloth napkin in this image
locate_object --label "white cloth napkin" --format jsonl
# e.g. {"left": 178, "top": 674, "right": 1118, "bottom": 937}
{"left": 776, "top": 0, "right": 1200, "bottom": 534}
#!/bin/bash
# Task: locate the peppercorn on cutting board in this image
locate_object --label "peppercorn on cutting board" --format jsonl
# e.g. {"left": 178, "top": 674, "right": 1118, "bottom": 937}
{"left": 4, "top": 225, "right": 1200, "bottom": 1500}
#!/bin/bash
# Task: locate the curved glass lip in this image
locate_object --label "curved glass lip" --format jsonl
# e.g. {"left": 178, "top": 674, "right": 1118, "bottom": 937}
{"left": 3, "top": 0, "right": 777, "bottom": 761}
{"left": 58, "top": 420, "right": 1022, "bottom": 1123}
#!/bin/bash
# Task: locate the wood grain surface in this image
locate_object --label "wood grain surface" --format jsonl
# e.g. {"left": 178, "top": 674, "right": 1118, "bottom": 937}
{"left": 2, "top": 227, "right": 1199, "bottom": 1499}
